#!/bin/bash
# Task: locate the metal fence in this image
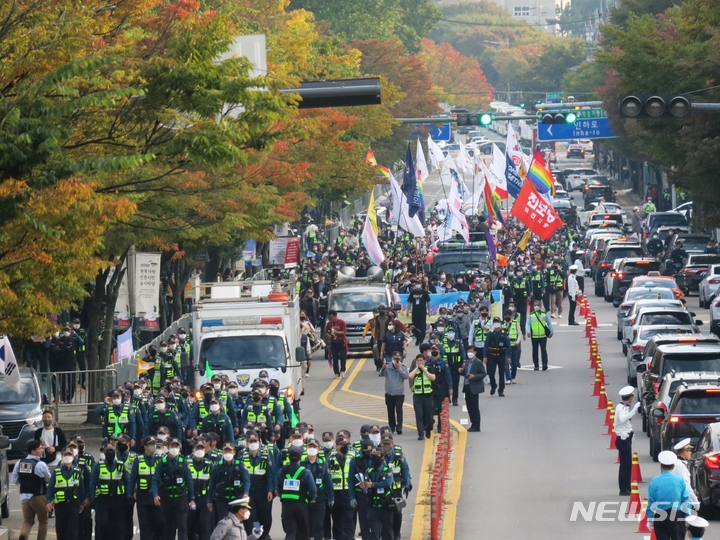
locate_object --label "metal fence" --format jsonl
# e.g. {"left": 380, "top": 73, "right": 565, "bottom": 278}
{"left": 47, "top": 369, "right": 118, "bottom": 423}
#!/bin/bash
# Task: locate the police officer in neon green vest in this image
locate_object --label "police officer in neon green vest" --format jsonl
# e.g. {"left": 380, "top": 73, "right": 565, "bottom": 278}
{"left": 46, "top": 447, "right": 87, "bottom": 540}
{"left": 525, "top": 299, "right": 554, "bottom": 371}
{"left": 277, "top": 447, "right": 317, "bottom": 540}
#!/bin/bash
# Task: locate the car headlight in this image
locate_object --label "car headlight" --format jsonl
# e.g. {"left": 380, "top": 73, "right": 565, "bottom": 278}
{"left": 28, "top": 414, "right": 43, "bottom": 427}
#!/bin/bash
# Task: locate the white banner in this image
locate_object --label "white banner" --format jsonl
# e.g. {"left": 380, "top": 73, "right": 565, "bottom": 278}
{"left": 135, "top": 253, "right": 162, "bottom": 329}
{"left": 116, "top": 327, "right": 133, "bottom": 363}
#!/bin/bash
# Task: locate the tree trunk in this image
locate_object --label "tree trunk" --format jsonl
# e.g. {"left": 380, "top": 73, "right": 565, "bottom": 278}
{"left": 172, "top": 258, "right": 194, "bottom": 321}
{"left": 98, "top": 257, "right": 126, "bottom": 370}
{"left": 84, "top": 265, "right": 112, "bottom": 424}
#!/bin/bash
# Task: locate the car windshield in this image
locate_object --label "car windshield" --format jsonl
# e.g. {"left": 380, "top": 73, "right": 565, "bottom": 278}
{"left": 0, "top": 376, "right": 38, "bottom": 404}
{"left": 688, "top": 255, "right": 720, "bottom": 266}
{"left": 329, "top": 292, "right": 388, "bottom": 312}
{"left": 199, "top": 335, "right": 287, "bottom": 370}
{"left": 663, "top": 356, "right": 720, "bottom": 377}
{"left": 553, "top": 200, "right": 572, "bottom": 208}
{"left": 640, "top": 328, "right": 693, "bottom": 340}
{"left": 674, "top": 393, "right": 720, "bottom": 414}
{"left": 623, "top": 261, "right": 662, "bottom": 274}
{"left": 606, "top": 247, "right": 644, "bottom": 261}
{"left": 626, "top": 289, "right": 675, "bottom": 301}
{"left": 639, "top": 312, "right": 692, "bottom": 325}
{"left": 651, "top": 215, "right": 689, "bottom": 228}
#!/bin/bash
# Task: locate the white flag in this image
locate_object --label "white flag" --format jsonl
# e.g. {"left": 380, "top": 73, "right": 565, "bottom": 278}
{"left": 0, "top": 336, "right": 21, "bottom": 393}
{"left": 491, "top": 143, "right": 509, "bottom": 198}
{"left": 457, "top": 143, "right": 473, "bottom": 175}
{"left": 390, "top": 176, "right": 425, "bottom": 237}
{"left": 506, "top": 123, "right": 520, "bottom": 154}
{"left": 427, "top": 135, "right": 446, "bottom": 171}
{"left": 448, "top": 170, "right": 470, "bottom": 242}
{"left": 416, "top": 139, "right": 429, "bottom": 183}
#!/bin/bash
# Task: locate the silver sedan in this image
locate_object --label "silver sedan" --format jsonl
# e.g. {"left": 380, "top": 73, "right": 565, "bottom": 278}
{"left": 698, "top": 264, "right": 720, "bottom": 309}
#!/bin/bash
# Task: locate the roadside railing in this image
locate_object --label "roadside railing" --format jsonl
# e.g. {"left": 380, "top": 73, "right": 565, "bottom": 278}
{"left": 430, "top": 398, "right": 451, "bottom": 540}
{"left": 47, "top": 369, "right": 118, "bottom": 422}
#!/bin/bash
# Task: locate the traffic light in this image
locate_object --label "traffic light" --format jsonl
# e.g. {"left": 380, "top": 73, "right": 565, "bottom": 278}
{"left": 456, "top": 113, "right": 493, "bottom": 126}
{"left": 540, "top": 112, "right": 577, "bottom": 124}
{"left": 618, "top": 95, "right": 691, "bottom": 118}
{"left": 283, "top": 78, "right": 382, "bottom": 109}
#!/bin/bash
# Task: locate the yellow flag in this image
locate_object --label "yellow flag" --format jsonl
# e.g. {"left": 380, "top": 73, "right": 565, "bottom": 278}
{"left": 367, "top": 191, "right": 378, "bottom": 236}
{"left": 518, "top": 229, "right": 532, "bottom": 251}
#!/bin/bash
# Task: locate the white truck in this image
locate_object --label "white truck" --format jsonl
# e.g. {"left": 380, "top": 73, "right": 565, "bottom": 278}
{"left": 191, "top": 278, "right": 305, "bottom": 413}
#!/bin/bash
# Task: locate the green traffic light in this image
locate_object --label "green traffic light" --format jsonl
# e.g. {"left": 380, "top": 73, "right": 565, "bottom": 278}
{"left": 565, "top": 112, "right": 577, "bottom": 123}
{"left": 520, "top": 103, "right": 525, "bottom": 108}
{"left": 480, "top": 113, "right": 492, "bottom": 126}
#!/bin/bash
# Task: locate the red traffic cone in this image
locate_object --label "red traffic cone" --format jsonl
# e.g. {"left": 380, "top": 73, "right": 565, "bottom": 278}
{"left": 591, "top": 310, "right": 598, "bottom": 328}
{"left": 608, "top": 426, "right": 617, "bottom": 449}
{"left": 649, "top": 526, "right": 657, "bottom": 540}
{"left": 626, "top": 482, "right": 642, "bottom": 516}
{"left": 631, "top": 452, "right": 644, "bottom": 483}
{"left": 635, "top": 498, "right": 650, "bottom": 533}
{"left": 597, "top": 385, "right": 608, "bottom": 409}
{"left": 580, "top": 296, "right": 587, "bottom": 317}
{"left": 585, "top": 318, "right": 592, "bottom": 337}
{"left": 604, "top": 401, "right": 614, "bottom": 426}
{"left": 598, "top": 367, "right": 607, "bottom": 387}
{"left": 592, "top": 373, "right": 601, "bottom": 396}
{"left": 607, "top": 411, "right": 615, "bottom": 435}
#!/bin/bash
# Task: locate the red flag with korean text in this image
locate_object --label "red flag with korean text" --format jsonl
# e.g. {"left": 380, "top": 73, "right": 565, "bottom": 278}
{"left": 510, "top": 182, "right": 565, "bottom": 240}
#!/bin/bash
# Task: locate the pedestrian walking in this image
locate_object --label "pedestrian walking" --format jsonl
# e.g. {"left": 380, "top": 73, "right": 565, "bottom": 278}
{"left": 502, "top": 309, "right": 523, "bottom": 384}
{"left": 461, "top": 347, "right": 486, "bottom": 432}
{"left": 208, "top": 443, "right": 251, "bottom": 521}
{"left": 526, "top": 300, "right": 554, "bottom": 371}
{"left": 567, "top": 265, "right": 580, "bottom": 326}
{"left": 209, "top": 497, "right": 262, "bottom": 540}
{"left": 13, "top": 440, "right": 51, "bottom": 540}
{"left": 383, "top": 352, "right": 408, "bottom": 435}
{"left": 426, "top": 344, "right": 452, "bottom": 432}
{"left": 46, "top": 448, "right": 86, "bottom": 540}
{"left": 483, "top": 317, "right": 510, "bottom": 397}
{"left": 34, "top": 409, "right": 67, "bottom": 467}
{"left": 405, "top": 281, "right": 430, "bottom": 345}
{"left": 325, "top": 311, "right": 348, "bottom": 378}
{"left": 278, "top": 447, "right": 317, "bottom": 540}
{"left": 409, "top": 354, "right": 436, "bottom": 440}
{"left": 647, "top": 451, "right": 692, "bottom": 540}
{"left": 614, "top": 386, "right": 641, "bottom": 496}
{"left": 380, "top": 320, "right": 407, "bottom": 374}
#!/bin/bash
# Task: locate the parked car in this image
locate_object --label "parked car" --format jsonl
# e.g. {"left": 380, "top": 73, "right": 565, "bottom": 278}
{"left": 699, "top": 264, "right": 720, "bottom": 309}
{"left": 676, "top": 254, "right": 720, "bottom": 294}
{"left": 604, "top": 259, "right": 624, "bottom": 302}
{"left": 652, "top": 383, "right": 720, "bottom": 461}
{"left": 552, "top": 199, "right": 577, "bottom": 227}
{"left": 688, "top": 421, "right": 720, "bottom": 514}
{"left": 611, "top": 258, "right": 663, "bottom": 304}
{"left": 624, "top": 305, "right": 701, "bottom": 345}
{"left": 649, "top": 377, "right": 720, "bottom": 461}
{"left": 0, "top": 370, "right": 47, "bottom": 460}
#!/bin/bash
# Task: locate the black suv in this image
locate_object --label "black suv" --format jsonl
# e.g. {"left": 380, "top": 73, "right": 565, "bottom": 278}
{"left": 653, "top": 383, "right": 720, "bottom": 460}
{"left": 611, "top": 258, "right": 662, "bottom": 304}
{"left": 688, "top": 422, "right": 720, "bottom": 514}
{"left": 593, "top": 241, "right": 646, "bottom": 296}
{"left": 584, "top": 185, "right": 616, "bottom": 205}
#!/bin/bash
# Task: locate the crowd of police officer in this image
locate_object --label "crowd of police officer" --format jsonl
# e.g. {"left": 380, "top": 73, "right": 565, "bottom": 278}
{"left": 29, "top": 357, "right": 411, "bottom": 540}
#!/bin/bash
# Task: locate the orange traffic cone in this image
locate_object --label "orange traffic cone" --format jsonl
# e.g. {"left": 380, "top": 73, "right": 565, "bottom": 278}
{"left": 607, "top": 411, "right": 615, "bottom": 435}
{"left": 597, "top": 385, "right": 608, "bottom": 409}
{"left": 607, "top": 426, "right": 617, "bottom": 449}
{"left": 585, "top": 318, "right": 592, "bottom": 337}
{"left": 591, "top": 310, "right": 598, "bottom": 328}
{"left": 635, "top": 498, "right": 650, "bottom": 533}
{"left": 598, "top": 367, "right": 607, "bottom": 387}
{"left": 626, "top": 482, "right": 642, "bottom": 516}
{"left": 580, "top": 296, "right": 587, "bottom": 317}
{"left": 592, "top": 373, "right": 601, "bottom": 396}
{"left": 631, "top": 452, "right": 644, "bottom": 483}
{"left": 604, "top": 401, "right": 614, "bottom": 426}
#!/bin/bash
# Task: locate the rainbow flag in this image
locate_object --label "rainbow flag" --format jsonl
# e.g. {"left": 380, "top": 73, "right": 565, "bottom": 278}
{"left": 526, "top": 149, "right": 555, "bottom": 195}
{"left": 365, "top": 148, "right": 377, "bottom": 166}
{"left": 483, "top": 178, "right": 504, "bottom": 224}
{"left": 461, "top": 199, "right": 478, "bottom": 215}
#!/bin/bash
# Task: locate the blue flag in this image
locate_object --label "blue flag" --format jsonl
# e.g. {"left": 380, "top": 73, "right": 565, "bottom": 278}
{"left": 401, "top": 144, "right": 421, "bottom": 218}
{"left": 505, "top": 154, "right": 523, "bottom": 199}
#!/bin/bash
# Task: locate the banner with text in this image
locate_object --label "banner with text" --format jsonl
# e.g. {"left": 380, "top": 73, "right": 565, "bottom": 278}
{"left": 398, "top": 291, "right": 470, "bottom": 316}
{"left": 268, "top": 237, "right": 301, "bottom": 268}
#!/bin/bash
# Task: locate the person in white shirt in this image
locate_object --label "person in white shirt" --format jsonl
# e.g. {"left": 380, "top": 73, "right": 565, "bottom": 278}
{"left": 572, "top": 256, "right": 585, "bottom": 293}
{"left": 614, "top": 386, "right": 641, "bottom": 496}
{"left": 13, "top": 440, "right": 52, "bottom": 540}
{"left": 567, "top": 265, "right": 580, "bottom": 326}
{"left": 672, "top": 438, "right": 700, "bottom": 511}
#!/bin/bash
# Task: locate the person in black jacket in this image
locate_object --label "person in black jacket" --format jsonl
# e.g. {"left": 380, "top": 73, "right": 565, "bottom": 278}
{"left": 34, "top": 409, "right": 67, "bottom": 466}
{"left": 461, "top": 346, "right": 486, "bottom": 432}
{"left": 300, "top": 289, "right": 320, "bottom": 327}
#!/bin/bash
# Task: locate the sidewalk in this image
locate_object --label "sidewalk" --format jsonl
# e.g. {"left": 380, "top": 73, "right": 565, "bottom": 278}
{"left": 608, "top": 174, "right": 644, "bottom": 207}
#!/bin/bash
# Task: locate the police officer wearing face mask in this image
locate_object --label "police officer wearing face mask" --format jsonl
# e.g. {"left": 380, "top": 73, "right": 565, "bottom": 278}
{"left": 510, "top": 267, "right": 530, "bottom": 331}
{"left": 425, "top": 345, "right": 452, "bottom": 433}
{"left": 483, "top": 317, "right": 511, "bottom": 397}
{"left": 149, "top": 396, "right": 183, "bottom": 441}
{"left": 200, "top": 399, "right": 235, "bottom": 447}
{"left": 277, "top": 446, "right": 316, "bottom": 540}
{"left": 209, "top": 444, "right": 252, "bottom": 521}
{"left": 89, "top": 443, "right": 128, "bottom": 540}
{"left": 380, "top": 434, "right": 411, "bottom": 540}
{"left": 301, "top": 438, "right": 332, "bottom": 540}
{"left": 190, "top": 385, "right": 219, "bottom": 436}
{"left": 187, "top": 442, "right": 214, "bottom": 540}
{"left": 94, "top": 391, "right": 136, "bottom": 446}
{"left": 151, "top": 439, "right": 195, "bottom": 540}
{"left": 73, "top": 436, "right": 95, "bottom": 540}
{"left": 129, "top": 437, "right": 164, "bottom": 540}
{"left": 526, "top": 299, "right": 554, "bottom": 371}
{"left": 352, "top": 438, "right": 375, "bottom": 540}
{"left": 46, "top": 447, "right": 87, "bottom": 540}
{"left": 267, "top": 380, "right": 292, "bottom": 448}
{"left": 365, "top": 448, "right": 394, "bottom": 540}
{"left": 114, "top": 433, "right": 139, "bottom": 540}
{"left": 242, "top": 432, "right": 274, "bottom": 540}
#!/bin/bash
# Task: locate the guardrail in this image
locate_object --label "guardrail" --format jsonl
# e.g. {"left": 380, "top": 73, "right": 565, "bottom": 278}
{"left": 47, "top": 369, "right": 118, "bottom": 422}
{"left": 430, "top": 398, "right": 451, "bottom": 540}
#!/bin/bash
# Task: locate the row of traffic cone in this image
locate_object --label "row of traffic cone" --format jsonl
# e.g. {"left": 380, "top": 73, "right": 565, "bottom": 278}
{"left": 583, "top": 296, "right": 651, "bottom": 536}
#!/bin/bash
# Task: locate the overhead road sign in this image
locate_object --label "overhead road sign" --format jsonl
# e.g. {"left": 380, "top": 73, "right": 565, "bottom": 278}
{"left": 537, "top": 117, "right": 615, "bottom": 141}
{"left": 428, "top": 123, "right": 452, "bottom": 141}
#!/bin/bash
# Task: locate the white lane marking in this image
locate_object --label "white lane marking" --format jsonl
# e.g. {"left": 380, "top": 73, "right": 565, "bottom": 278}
{"left": 462, "top": 406, "right": 468, "bottom": 412}
{"left": 517, "top": 364, "right": 563, "bottom": 370}
{"left": 460, "top": 418, "right": 469, "bottom": 425}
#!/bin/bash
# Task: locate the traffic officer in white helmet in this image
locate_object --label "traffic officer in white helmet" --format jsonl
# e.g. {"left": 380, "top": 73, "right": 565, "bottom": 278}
{"left": 672, "top": 438, "right": 700, "bottom": 511}
{"left": 614, "top": 386, "right": 640, "bottom": 496}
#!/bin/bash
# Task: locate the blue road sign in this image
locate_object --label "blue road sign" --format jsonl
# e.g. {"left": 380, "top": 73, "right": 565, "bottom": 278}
{"left": 427, "top": 123, "right": 451, "bottom": 141}
{"left": 537, "top": 117, "right": 615, "bottom": 141}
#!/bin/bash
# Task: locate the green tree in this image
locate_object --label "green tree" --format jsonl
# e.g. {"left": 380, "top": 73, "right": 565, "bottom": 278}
{"left": 562, "top": 61, "right": 607, "bottom": 98}
{"left": 518, "top": 38, "right": 588, "bottom": 93}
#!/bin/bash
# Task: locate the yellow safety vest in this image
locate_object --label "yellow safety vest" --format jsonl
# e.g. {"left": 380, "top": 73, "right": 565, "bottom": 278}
{"left": 413, "top": 370, "right": 433, "bottom": 395}
{"left": 53, "top": 467, "right": 82, "bottom": 504}
{"left": 530, "top": 311, "right": 549, "bottom": 339}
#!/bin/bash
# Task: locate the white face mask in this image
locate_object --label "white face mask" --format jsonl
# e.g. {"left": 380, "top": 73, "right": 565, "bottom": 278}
{"left": 160, "top": 347, "right": 168, "bottom": 354}
{"left": 291, "top": 439, "right": 304, "bottom": 448}
{"left": 387, "top": 325, "right": 394, "bottom": 331}
{"left": 446, "top": 332, "right": 455, "bottom": 340}
{"left": 307, "top": 448, "right": 319, "bottom": 457}
{"left": 323, "top": 441, "right": 334, "bottom": 450}
{"left": 493, "top": 322, "right": 501, "bottom": 329}
{"left": 223, "top": 452, "right": 234, "bottom": 462}
{"left": 156, "top": 403, "right": 166, "bottom": 412}
{"left": 533, "top": 306, "right": 541, "bottom": 312}
{"left": 62, "top": 332, "right": 71, "bottom": 337}
{"left": 179, "top": 333, "right": 187, "bottom": 339}
{"left": 467, "top": 352, "right": 475, "bottom": 359}
{"left": 305, "top": 433, "right": 314, "bottom": 440}
{"left": 62, "top": 455, "right": 74, "bottom": 464}
{"left": 112, "top": 399, "right": 122, "bottom": 406}
{"left": 155, "top": 448, "right": 165, "bottom": 456}
{"left": 229, "top": 389, "right": 238, "bottom": 395}
{"left": 210, "top": 404, "right": 220, "bottom": 413}
{"left": 194, "top": 450, "right": 205, "bottom": 459}
{"left": 248, "top": 442, "right": 260, "bottom": 452}
{"left": 73, "top": 324, "right": 80, "bottom": 330}
{"left": 158, "top": 434, "right": 168, "bottom": 441}
{"left": 370, "top": 434, "right": 381, "bottom": 446}
{"left": 72, "top": 448, "right": 78, "bottom": 456}
{"left": 134, "top": 389, "right": 142, "bottom": 397}
{"left": 213, "top": 384, "right": 221, "bottom": 390}
{"left": 168, "top": 447, "right": 180, "bottom": 457}
{"left": 147, "top": 445, "right": 156, "bottom": 454}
